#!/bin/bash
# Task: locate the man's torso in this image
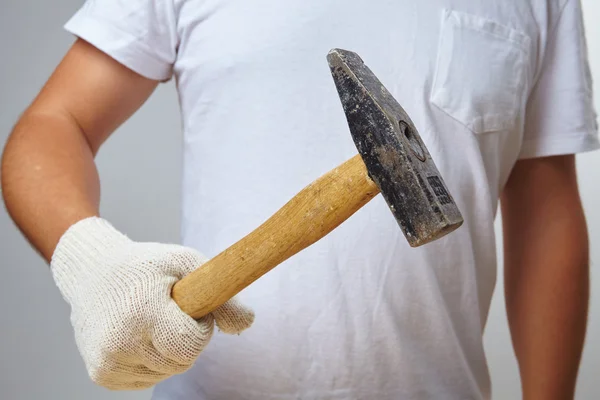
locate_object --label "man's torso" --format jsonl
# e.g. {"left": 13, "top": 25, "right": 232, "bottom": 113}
{"left": 150, "top": 0, "right": 561, "bottom": 398}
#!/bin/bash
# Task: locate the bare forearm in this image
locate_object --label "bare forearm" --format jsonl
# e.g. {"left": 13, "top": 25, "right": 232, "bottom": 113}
{"left": 2, "top": 111, "right": 100, "bottom": 261}
{"left": 502, "top": 156, "right": 589, "bottom": 400}
{"left": 505, "top": 222, "right": 588, "bottom": 399}
{"left": 1, "top": 39, "right": 158, "bottom": 262}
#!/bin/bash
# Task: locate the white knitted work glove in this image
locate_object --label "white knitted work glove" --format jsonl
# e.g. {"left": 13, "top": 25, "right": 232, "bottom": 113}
{"left": 50, "top": 217, "right": 254, "bottom": 390}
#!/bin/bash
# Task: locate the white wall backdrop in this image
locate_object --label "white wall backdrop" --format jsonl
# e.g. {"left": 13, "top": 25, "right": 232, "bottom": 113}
{"left": 0, "top": 1, "right": 598, "bottom": 399}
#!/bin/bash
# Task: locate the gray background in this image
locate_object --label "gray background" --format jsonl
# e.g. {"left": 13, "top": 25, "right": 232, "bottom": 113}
{"left": 1, "top": 1, "right": 598, "bottom": 399}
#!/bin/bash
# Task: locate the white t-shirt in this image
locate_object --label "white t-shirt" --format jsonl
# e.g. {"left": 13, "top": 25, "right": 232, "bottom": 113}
{"left": 64, "top": 0, "right": 598, "bottom": 399}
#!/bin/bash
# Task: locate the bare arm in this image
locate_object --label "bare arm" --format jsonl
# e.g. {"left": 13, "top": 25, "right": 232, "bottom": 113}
{"left": 1, "top": 39, "right": 158, "bottom": 261}
{"left": 501, "top": 155, "right": 589, "bottom": 400}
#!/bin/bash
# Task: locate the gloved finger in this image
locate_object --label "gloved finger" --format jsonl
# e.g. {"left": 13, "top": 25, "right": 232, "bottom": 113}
{"left": 104, "top": 378, "right": 165, "bottom": 391}
{"left": 89, "top": 361, "right": 169, "bottom": 390}
{"left": 168, "top": 245, "right": 208, "bottom": 277}
{"left": 136, "top": 341, "right": 197, "bottom": 375}
{"left": 151, "top": 300, "right": 215, "bottom": 366}
{"left": 212, "top": 297, "right": 255, "bottom": 334}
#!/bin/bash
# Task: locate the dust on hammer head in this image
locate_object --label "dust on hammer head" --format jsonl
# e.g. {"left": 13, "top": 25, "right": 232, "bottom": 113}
{"left": 327, "top": 48, "right": 463, "bottom": 247}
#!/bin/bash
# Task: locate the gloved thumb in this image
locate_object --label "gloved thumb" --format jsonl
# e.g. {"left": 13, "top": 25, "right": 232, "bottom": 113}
{"left": 212, "top": 297, "right": 255, "bottom": 334}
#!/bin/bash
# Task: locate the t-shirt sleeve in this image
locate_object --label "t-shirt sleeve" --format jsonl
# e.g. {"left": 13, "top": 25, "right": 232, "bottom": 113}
{"left": 64, "top": 0, "right": 178, "bottom": 82}
{"left": 520, "top": 0, "right": 599, "bottom": 159}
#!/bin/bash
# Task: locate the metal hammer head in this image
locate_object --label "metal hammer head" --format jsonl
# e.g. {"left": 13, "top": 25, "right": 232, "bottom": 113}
{"left": 327, "top": 48, "right": 463, "bottom": 247}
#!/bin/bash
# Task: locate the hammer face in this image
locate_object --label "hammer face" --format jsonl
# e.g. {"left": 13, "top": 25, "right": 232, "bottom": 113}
{"left": 327, "top": 49, "right": 463, "bottom": 246}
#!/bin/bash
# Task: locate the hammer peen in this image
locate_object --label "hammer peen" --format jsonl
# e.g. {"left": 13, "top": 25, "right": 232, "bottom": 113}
{"left": 172, "top": 49, "right": 464, "bottom": 319}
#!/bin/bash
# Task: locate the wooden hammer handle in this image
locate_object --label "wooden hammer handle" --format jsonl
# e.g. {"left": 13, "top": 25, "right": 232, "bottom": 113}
{"left": 171, "top": 154, "right": 379, "bottom": 319}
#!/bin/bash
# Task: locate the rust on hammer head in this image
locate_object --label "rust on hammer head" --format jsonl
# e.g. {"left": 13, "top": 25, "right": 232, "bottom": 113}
{"left": 327, "top": 48, "right": 463, "bottom": 246}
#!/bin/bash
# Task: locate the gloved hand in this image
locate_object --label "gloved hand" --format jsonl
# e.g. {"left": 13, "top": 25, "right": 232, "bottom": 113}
{"left": 50, "top": 217, "right": 254, "bottom": 390}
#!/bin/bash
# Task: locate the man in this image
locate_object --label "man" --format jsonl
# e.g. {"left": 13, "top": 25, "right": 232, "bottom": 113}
{"left": 1, "top": 0, "right": 597, "bottom": 398}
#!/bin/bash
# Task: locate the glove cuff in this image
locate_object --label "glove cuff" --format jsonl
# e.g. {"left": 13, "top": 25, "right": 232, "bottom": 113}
{"left": 51, "top": 217, "right": 131, "bottom": 287}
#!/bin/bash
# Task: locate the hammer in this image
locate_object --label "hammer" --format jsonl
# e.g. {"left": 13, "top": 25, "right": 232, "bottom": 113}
{"left": 172, "top": 49, "right": 463, "bottom": 319}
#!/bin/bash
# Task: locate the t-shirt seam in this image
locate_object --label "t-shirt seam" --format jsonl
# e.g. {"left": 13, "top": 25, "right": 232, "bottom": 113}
{"left": 521, "top": 128, "right": 597, "bottom": 144}
{"left": 519, "top": 129, "right": 599, "bottom": 159}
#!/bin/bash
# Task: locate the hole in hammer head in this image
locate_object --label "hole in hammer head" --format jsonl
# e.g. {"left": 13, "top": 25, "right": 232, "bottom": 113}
{"left": 400, "top": 120, "right": 426, "bottom": 162}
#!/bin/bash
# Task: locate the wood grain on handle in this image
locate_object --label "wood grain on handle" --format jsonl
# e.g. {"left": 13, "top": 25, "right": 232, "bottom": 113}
{"left": 171, "top": 154, "right": 379, "bottom": 319}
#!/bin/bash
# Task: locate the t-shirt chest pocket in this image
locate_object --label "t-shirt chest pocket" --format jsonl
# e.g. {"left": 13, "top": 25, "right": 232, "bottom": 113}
{"left": 430, "top": 9, "right": 532, "bottom": 134}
